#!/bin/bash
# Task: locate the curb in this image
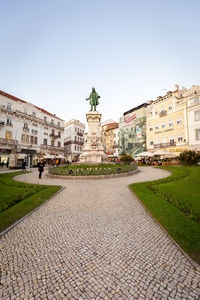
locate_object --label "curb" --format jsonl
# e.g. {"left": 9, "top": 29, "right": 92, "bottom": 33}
{"left": 47, "top": 168, "right": 139, "bottom": 180}
{"left": 0, "top": 186, "right": 65, "bottom": 238}
{"left": 129, "top": 187, "right": 200, "bottom": 271}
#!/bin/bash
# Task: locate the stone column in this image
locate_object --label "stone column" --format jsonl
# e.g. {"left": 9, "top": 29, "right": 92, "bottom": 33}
{"left": 79, "top": 111, "right": 107, "bottom": 164}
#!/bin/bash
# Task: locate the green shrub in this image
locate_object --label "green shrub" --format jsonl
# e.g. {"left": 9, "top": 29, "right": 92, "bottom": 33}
{"left": 120, "top": 154, "right": 134, "bottom": 164}
{"left": 179, "top": 150, "right": 200, "bottom": 165}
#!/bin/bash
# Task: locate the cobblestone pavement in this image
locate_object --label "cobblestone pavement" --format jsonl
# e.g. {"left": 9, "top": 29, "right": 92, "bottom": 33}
{"left": 1, "top": 167, "right": 200, "bottom": 299}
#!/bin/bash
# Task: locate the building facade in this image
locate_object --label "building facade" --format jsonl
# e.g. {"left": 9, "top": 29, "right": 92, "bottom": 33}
{"left": 102, "top": 122, "right": 119, "bottom": 156}
{"left": 0, "top": 91, "right": 64, "bottom": 167}
{"left": 186, "top": 85, "right": 200, "bottom": 151}
{"left": 119, "top": 103, "right": 148, "bottom": 156}
{"left": 64, "top": 119, "right": 85, "bottom": 161}
{"left": 146, "top": 85, "right": 200, "bottom": 154}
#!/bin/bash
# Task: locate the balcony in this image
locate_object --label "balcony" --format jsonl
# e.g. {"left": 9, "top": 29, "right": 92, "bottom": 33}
{"left": 77, "top": 132, "right": 83, "bottom": 137}
{"left": 50, "top": 134, "right": 61, "bottom": 138}
{"left": 0, "top": 121, "right": 5, "bottom": 126}
{"left": 0, "top": 138, "right": 18, "bottom": 146}
{"left": 159, "top": 110, "right": 167, "bottom": 117}
{"left": 23, "top": 127, "right": 30, "bottom": 133}
{"left": 154, "top": 141, "right": 176, "bottom": 149}
{"left": 64, "top": 140, "right": 84, "bottom": 146}
{"left": 40, "top": 144, "right": 64, "bottom": 151}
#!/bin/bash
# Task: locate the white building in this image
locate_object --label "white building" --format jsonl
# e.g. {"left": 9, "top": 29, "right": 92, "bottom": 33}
{"left": 186, "top": 86, "right": 200, "bottom": 151}
{"left": 113, "top": 126, "right": 119, "bottom": 156}
{"left": 0, "top": 90, "right": 64, "bottom": 168}
{"left": 64, "top": 119, "right": 85, "bottom": 161}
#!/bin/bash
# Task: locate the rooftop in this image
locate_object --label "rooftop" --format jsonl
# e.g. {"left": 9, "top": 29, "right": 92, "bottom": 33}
{"left": 0, "top": 90, "right": 64, "bottom": 121}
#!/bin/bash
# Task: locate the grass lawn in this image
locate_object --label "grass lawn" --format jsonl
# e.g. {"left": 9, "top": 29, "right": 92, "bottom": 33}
{"left": 0, "top": 172, "right": 61, "bottom": 232}
{"left": 130, "top": 165, "right": 200, "bottom": 264}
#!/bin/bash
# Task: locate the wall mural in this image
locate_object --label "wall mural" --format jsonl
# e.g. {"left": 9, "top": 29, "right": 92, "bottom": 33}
{"left": 119, "top": 111, "right": 146, "bottom": 156}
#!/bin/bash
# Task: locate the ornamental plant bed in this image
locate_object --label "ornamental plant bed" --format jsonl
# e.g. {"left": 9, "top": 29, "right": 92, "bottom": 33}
{"left": 49, "top": 163, "right": 137, "bottom": 176}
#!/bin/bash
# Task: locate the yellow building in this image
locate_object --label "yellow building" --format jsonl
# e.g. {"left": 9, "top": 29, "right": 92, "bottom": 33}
{"left": 101, "top": 122, "right": 119, "bottom": 155}
{"left": 146, "top": 85, "right": 189, "bottom": 153}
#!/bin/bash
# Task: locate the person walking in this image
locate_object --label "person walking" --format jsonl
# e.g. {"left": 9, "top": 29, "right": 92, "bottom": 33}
{"left": 38, "top": 161, "right": 44, "bottom": 179}
{"left": 22, "top": 160, "right": 26, "bottom": 171}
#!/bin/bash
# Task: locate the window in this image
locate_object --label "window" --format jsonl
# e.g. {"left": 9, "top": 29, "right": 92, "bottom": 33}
{"left": 43, "top": 139, "right": 47, "bottom": 145}
{"left": 161, "top": 123, "right": 166, "bottom": 128}
{"left": 170, "top": 139, "right": 175, "bottom": 146}
{"left": 58, "top": 131, "right": 61, "bottom": 137}
{"left": 75, "top": 146, "right": 76, "bottom": 150}
{"left": 169, "top": 121, "right": 173, "bottom": 127}
{"left": 44, "top": 116, "right": 47, "bottom": 121}
{"left": 21, "top": 134, "right": 25, "bottom": 142}
{"left": 194, "top": 111, "right": 200, "bottom": 121}
{"left": 26, "top": 135, "right": 29, "bottom": 143}
{"left": 58, "top": 121, "right": 60, "bottom": 126}
{"left": 155, "top": 111, "right": 158, "bottom": 116}
{"left": 24, "top": 122, "right": 28, "bottom": 129}
{"left": 31, "top": 136, "right": 34, "bottom": 144}
{"left": 168, "top": 106, "right": 173, "bottom": 111}
{"left": 24, "top": 110, "right": 27, "bottom": 115}
{"left": 32, "top": 112, "right": 36, "bottom": 117}
{"left": 195, "top": 97, "right": 199, "bottom": 105}
{"left": 51, "top": 119, "right": 54, "bottom": 124}
{"left": 177, "top": 119, "right": 182, "bottom": 125}
{"left": 195, "top": 129, "right": 200, "bottom": 140}
{"left": 149, "top": 127, "right": 153, "bottom": 131}
{"left": 32, "top": 129, "right": 37, "bottom": 135}
{"left": 58, "top": 141, "right": 61, "bottom": 147}
{"left": 5, "top": 131, "right": 12, "bottom": 139}
{"left": 34, "top": 137, "right": 37, "bottom": 144}
{"left": 6, "top": 117, "right": 12, "bottom": 125}
{"left": 155, "top": 125, "right": 159, "bottom": 130}
{"left": 51, "top": 140, "right": 54, "bottom": 146}
{"left": 7, "top": 104, "right": 11, "bottom": 111}
{"left": 178, "top": 137, "right": 183, "bottom": 142}
{"left": 150, "top": 141, "right": 154, "bottom": 145}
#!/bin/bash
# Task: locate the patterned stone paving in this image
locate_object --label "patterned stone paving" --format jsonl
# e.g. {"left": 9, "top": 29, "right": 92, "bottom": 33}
{"left": 0, "top": 167, "right": 200, "bottom": 299}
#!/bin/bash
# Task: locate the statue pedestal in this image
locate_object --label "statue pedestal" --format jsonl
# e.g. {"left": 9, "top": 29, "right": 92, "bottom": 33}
{"left": 79, "top": 111, "right": 107, "bottom": 164}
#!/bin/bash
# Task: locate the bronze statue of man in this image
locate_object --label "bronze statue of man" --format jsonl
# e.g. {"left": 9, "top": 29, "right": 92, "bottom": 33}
{"left": 86, "top": 88, "right": 100, "bottom": 111}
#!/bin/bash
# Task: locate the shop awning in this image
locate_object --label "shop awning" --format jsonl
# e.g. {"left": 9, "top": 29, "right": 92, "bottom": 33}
{"left": 16, "top": 154, "right": 27, "bottom": 159}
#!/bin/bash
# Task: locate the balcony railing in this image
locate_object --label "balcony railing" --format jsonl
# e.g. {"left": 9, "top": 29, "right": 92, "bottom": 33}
{"left": 154, "top": 141, "right": 176, "bottom": 149}
{"left": 159, "top": 110, "right": 167, "bottom": 117}
{"left": 50, "top": 134, "right": 61, "bottom": 138}
{"left": 0, "top": 138, "right": 18, "bottom": 146}
{"left": 40, "top": 144, "right": 64, "bottom": 151}
{"left": 64, "top": 140, "right": 84, "bottom": 146}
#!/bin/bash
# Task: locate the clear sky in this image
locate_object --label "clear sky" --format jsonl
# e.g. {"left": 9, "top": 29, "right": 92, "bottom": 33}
{"left": 0, "top": 0, "right": 199, "bottom": 124}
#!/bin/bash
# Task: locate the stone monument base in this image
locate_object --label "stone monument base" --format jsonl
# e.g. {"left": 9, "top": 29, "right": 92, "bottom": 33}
{"left": 79, "top": 111, "right": 107, "bottom": 164}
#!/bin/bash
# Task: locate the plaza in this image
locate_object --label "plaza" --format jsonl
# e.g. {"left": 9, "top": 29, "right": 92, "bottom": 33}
{"left": 1, "top": 167, "right": 200, "bottom": 299}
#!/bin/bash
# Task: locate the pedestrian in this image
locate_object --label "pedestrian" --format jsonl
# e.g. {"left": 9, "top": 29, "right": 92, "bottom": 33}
{"left": 1, "top": 160, "right": 4, "bottom": 168}
{"left": 38, "top": 161, "right": 44, "bottom": 179}
{"left": 6, "top": 160, "right": 9, "bottom": 168}
{"left": 22, "top": 160, "right": 26, "bottom": 171}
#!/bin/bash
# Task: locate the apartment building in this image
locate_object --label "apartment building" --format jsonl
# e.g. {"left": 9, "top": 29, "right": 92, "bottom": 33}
{"left": 146, "top": 85, "right": 200, "bottom": 153}
{"left": 119, "top": 103, "right": 148, "bottom": 156}
{"left": 64, "top": 119, "right": 85, "bottom": 161}
{"left": 101, "top": 120, "right": 119, "bottom": 156}
{"left": 186, "top": 85, "right": 200, "bottom": 151}
{"left": 0, "top": 90, "right": 64, "bottom": 167}
{"left": 146, "top": 85, "right": 187, "bottom": 153}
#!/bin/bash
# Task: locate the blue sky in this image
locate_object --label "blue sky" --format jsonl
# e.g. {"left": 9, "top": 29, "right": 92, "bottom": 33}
{"left": 0, "top": 0, "right": 199, "bottom": 123}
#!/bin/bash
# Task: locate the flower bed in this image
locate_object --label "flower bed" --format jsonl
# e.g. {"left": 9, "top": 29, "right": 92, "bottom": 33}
{"left": 49, "top": 163, "right": 137, "bottom": 176}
